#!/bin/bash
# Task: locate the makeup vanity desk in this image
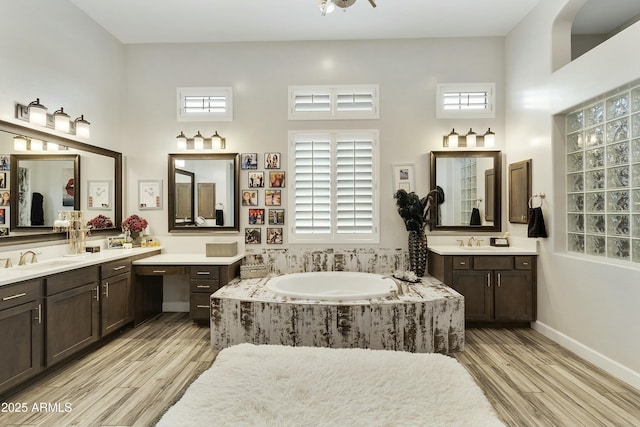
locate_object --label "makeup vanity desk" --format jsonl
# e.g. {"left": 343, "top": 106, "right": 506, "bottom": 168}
{"left": 132, "top": 253, "right": 244, "bottom": 324}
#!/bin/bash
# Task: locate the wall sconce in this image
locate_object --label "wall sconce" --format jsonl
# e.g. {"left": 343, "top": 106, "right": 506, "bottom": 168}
{"left": 176, "top": 130, "right": 227, "bottom": 150}
{"left": 16, "top": 99, "right": 90, "bottom": 138}
{"left": 443, "top": 128, "right": 495, "bottom": 148}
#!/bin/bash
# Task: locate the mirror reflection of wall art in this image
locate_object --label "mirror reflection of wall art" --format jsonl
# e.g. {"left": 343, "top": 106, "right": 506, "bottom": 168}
{"left": 392, "top": 162, "right": 415, "bottom": 194}
{"left": 62, "top": 168, "right": 75, "bottom": 207}
{"left": 139, "top": 179, "right": 163, "bottom": 210}
{"left": 87, "top": 180, "right": 111, "bottom": 210}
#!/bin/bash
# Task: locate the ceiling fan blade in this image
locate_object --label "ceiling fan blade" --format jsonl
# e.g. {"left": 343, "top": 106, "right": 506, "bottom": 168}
{"left": 368, "top": 0, "right": 376, "bottom": 7}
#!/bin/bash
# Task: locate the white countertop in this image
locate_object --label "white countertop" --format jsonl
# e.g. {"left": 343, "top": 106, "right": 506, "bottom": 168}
{"left": 428, "top": 245, "right": 538, "bottom": 256}
{"left": 0, "top": 247, "right": 162, "bottom": 287}
{"left": 132, "top": 253, "right": 245, "bottom": 266}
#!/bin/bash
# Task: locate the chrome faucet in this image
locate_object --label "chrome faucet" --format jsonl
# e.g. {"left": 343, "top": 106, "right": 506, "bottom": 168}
{"left": 18, "top": 250, "right": 39, "bottom": 265}
{"left": 467, "top": 236, "right": 476, "bottom": 247}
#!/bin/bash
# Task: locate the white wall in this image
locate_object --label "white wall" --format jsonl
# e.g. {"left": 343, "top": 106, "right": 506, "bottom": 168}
{"left": 0, "top": 1, "right": 126, "bottom": 150}
{"left": 122, "top": 38, "right": 505, "bottom": 247}
{"left": 506, "top": 0, "right": 640, "bottom": 388}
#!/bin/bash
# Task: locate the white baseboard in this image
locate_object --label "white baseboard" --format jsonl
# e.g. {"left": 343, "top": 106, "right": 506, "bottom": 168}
{"left": 533, "top": 321, "right": 640, "bottom": 391}
{"left": 163, "top": 302, "right": 189, "bottom": 312}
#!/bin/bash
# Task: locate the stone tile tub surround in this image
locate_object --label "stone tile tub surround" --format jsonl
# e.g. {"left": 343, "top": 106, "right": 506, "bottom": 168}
{"left": 210, "top": 271, "right": 464, "bottom": 354}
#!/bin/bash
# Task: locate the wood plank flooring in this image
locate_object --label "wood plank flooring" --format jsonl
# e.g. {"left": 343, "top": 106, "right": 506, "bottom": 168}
{"left": 2, "top": 314, "right": 639, "bottom": 426}
{"left": 454, "top": 328, "right": 640, "bottom": 427}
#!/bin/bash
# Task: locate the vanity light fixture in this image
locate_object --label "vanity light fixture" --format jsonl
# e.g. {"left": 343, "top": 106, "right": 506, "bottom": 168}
{"left": 175, "top": 130, "right": 227, "bottom": 150}
{"left": 193, "top": 131, "right": 205, "bottom": 150}
{"left": 74, "top": 115, "right": 91, "bottom": 138}
{"left": 465, "top": 128, "right": 477, "bottom": 147}
{"left": 12, "top": 135, "right": 65, "bottom": 152}
{"left": 53, "top": 108, "right": 71, "bottom": 133}
{"left": 445, "top": 128, "right": 459, "bottom": 148}
{"left": 443, "top": 127, "right": 495, "bottom": 148}
{"left": 176, "top": 131, "right": 188, "bottom": 150}
{"left": 483, "top": 128, "right": 495, "bottom": 147}
{"left": 16, "top": 99, "right": 91, "bottom": 138}
{"left": 28, "top": 98, "right": 48, "bottom": 126}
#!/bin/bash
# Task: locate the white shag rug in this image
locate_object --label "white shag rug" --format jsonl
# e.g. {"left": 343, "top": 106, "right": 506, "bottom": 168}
{"left": 156, "top": 344, "right": 504, "bottom": 427}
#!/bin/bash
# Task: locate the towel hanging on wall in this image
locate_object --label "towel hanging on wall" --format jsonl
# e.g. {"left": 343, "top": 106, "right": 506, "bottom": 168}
{"left": 470, "top": 207, "right": 482, "bottom": 226}
{"left": 527, "top": 207, "right": 547, "bottom": 238}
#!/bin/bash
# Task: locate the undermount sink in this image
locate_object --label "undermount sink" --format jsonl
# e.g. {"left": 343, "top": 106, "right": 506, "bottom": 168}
{"left": 461, "top": 246, "right": 501, "bottom": 250}
{"left": 13, "top": 259, "right": 82, "bottom": 272}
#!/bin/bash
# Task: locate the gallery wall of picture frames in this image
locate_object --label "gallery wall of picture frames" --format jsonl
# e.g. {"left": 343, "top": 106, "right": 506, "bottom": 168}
{"left": 242, "top": 152, "right": 285, "bottom": 245}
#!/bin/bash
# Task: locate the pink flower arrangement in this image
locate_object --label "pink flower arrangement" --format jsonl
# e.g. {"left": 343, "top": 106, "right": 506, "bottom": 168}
{"left": 121, "top": 214, "right": 148, "bottom": 233}
{"left": 86, "top": 215, "right": 114, "bottom": 230}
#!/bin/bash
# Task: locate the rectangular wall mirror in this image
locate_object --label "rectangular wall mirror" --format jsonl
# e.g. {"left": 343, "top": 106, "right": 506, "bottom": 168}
{"left": 168, "top": 153, "right": 239, "bottom": 232}
{"left": 430, "top": 150, "right": 502, "bottom": 232}
{"left": 0, "top": 119, "right": 122, "bottom": 245}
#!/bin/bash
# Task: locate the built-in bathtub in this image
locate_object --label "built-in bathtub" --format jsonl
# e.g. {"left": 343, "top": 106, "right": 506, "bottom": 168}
{"left": 211, "top": 272, "right": 464, "bottom": 354}
{"left": 266, "top": 271, "right": 395, "bottom": 300}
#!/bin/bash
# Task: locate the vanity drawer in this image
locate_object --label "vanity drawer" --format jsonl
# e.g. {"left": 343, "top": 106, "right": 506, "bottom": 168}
{"left": 190, "top": 279, "right": 221, "bottom": 293}
{"left": 46, "top": 266, "right": 99, "bottom": 296}
{"left": 134, "top": 265, "right": 186, "bottom": 276}
{"left": 190, "top": 266, "right": 219, "bottom": 280}
{"left": 189, "top": 293, "right": 212, "bottom": 320}
{"left": 515, "top": 256, "right": 534, "bottom": 270}
{"left": 452, "top": 256, "right": 471, "bottom": 269}
{"left": 473, "top": 256, "right": 513, "bottom": 271}
{"left": 101, "top": 259, "right": 131, "bottom": 279}
{"left": 0, "top": 279, "right": 42, "bottom": 310}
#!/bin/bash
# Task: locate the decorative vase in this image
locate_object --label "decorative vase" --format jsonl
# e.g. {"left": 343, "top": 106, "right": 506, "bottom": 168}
{"left": 130, "top": 230, "right": 142, "bottom": 246}
{"left": 408, "top": 229, "right": 427, "bottom": 277}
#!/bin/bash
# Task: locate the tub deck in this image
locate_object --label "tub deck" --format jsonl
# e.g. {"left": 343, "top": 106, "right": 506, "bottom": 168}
{"left": 211, "top": 274, "right": 464, "bottom": 354}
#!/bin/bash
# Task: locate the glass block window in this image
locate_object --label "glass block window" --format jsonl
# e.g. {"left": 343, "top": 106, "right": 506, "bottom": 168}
{"left": 459, "top": 158, "right": 478, "bottom": 225}
{"left": 566, "top": 82, "right": 640, "bottom": 263}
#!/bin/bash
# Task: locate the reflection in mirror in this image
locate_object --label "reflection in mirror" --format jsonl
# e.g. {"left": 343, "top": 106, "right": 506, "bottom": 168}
{"left": 430, "top": 150, "right": 502, "bottom": 232}
{"left": 10, "top": 155, "right": 79, "bottom": 228}
{"left": 0, "top": 119, "right": 122, "bottom": 246}
{"left": 168, "top": 153, "right": 239, "bottom": 232}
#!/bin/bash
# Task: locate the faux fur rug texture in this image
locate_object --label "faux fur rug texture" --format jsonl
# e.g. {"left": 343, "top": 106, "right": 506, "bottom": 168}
{"left": 156, "top": 343, "right": 504, "bottom": 427}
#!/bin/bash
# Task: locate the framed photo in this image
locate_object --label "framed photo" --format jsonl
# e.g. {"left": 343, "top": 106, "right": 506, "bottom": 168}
{"left": 249, "top": 208, "right": 265, "bottom": 225}
{"left": 392, "top": 162, "right": 415, "bottom": 194}
{"left": 245, "top": 227, "right": 261, "bottom": 244}
{"left": 248, "top": 171, "right": 264, "bottom": 188}
{"left": 87, "top": 180, "right": 111, "bottom": 210}
{"left": 267, "top": 227, "right": 283, "bottom": 244}
{"left": 264, "top": 152, "right": 280, "bottom": 169}
{"left": 265, "top": 189, "right": 281, "bottom": 206}
{"left": 0, "top": 156, "right": 9, "bottom": 170}
{"left": 269, "top": 171, "right": 285, "bottom": 188}
{"left": 241, "top": 153, "right": 258, "bottom": 170}
{"left": 138, "top": 179, "right": 163, "bottom": 209}
{"left": 242, "top": 189, "right": 259, "bottom": 206}
{"left": 0, "top": 208, "right": 5, "bottom": 225}
{"left": 0, "top": 227, "right": 9, "bottom": 237}
{"left": 268, "top": 208, "right": 285, "bottom": 225}
{"left": 0, "top": 172, "right": 6, "bottom": 189}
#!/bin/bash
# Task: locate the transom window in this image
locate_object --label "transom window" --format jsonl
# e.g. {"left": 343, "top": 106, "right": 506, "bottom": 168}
{"left": 565, "top": 82, "right": 640, "bottom": 263}
{"left": 289, "top": 130, "right": 379, "bottom": 243}
{"left": 436, "top": 83, "right": 495, "bottom": 119}
{"left": 177, "top": 87, "right": 233, "bottom": 121}
{"left": 288, "top": 85, "right": 379, "bottom": 120}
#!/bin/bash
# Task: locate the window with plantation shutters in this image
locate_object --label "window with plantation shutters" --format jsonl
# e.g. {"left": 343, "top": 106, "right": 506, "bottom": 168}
{"left": 288, "top": 85, "right": 379, "bottom": 120}
{"left": 436, "top": 83, "right": 495, "bottom": 119}
{"left": 177, "top": 87, "right": 233, "bottom": 121}
{"left": 289, "top": 130, "right": 379, "bottom": 243}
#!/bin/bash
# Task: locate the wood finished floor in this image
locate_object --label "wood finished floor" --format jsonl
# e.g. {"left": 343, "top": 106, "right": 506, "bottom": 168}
{"left": 2, "top": 314, "right": 639, "bottom": 427}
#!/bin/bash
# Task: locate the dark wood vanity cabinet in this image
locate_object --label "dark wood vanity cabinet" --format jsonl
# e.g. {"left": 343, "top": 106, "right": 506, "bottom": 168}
{"left": 45, "top": 266, "right": 101, "bottom": 367}
{"left": 190, "top": 262, "right": 241, "bottom": 322}
{"left": 100, "top": 259, "right": 132, "bottom": 336}
{"left": 0, "top": 279, "right": 43, "bottom": 394}
{"left": 428, "top": 252, "right": 536, "bottom": 326}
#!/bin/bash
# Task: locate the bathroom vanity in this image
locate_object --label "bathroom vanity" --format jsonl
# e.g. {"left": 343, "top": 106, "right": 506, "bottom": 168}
{"left": 427, "top": 245, "right": 537, "bottom": 326}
